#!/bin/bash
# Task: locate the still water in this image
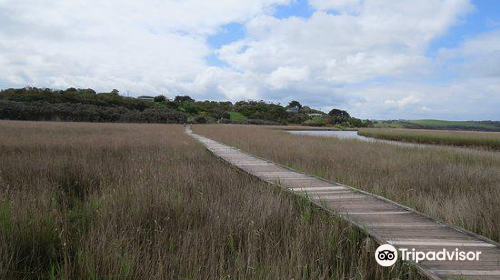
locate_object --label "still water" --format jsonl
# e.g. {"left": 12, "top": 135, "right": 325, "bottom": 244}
{"left": 288, "top": 130, "right": 425, "bottom": 148}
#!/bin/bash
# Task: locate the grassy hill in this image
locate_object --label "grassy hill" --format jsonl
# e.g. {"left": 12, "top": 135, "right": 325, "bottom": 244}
{"left": 375, "top": 119, "right": 500, "bottom": 132}
{"left": 228, "top": 111, "right": 247, "bottom": 121}
{"left": 0, "top": 87, "right": 371, "bottom": 127}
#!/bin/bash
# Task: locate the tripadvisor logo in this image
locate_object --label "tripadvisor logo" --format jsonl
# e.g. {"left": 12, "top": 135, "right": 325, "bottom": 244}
{"left": 375, "top": 244, "right": 482, "bottom": 266}
{"left": 375, "top": 244, "right": 398, "bottom": 266}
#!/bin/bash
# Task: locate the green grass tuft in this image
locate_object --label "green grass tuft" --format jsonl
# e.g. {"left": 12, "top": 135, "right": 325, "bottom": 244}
{"left": 229, "top": 111, "right": 247, "bottom": 121}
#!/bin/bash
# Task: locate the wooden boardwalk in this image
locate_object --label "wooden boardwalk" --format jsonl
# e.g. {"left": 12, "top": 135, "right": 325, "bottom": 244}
{"left": 186, "top": 127, "right": 500, "bottom": 280}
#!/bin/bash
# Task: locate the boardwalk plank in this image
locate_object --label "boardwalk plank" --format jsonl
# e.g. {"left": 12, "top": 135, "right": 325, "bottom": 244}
{"left": 186, "top": 127, "right": 500, "bottom": 280}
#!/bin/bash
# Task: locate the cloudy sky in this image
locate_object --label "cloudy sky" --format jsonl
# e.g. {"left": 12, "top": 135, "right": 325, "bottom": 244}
{"left": 1, "top": 0, "right": 499, "bottom": 120}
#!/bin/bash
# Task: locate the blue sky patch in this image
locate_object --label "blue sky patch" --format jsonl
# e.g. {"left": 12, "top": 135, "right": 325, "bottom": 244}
{"left": 205, "top": 53, "right": 228, "bottom": 67}
{"left": 273, "top": 0, "right": 314, "bottom": 19}
{"left": 427, "top": 0, "right": 500, "bottom": 56}
{"left": 207, "top": 22, "right": 246, "bottom": 49}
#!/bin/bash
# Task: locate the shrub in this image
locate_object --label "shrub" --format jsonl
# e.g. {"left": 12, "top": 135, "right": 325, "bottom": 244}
{"left": 122, "top": 108, "right": 187, "bottom": 123}
{"left": 154, "top": 95, "right": 166, "bottom": 103}
{"left": 194, "top": 116, "right": 207, "bottom": 124}
{"left": 0, "top": 100, "right": 187, "bottom": 124}
{"left": 302, "top": 117, "right": 326, "bottom": 127}
{"left": 328, "top": 109, "right": 351, "bottom": 124}
{"left": 174, "top": 95, "right": 194, "bottom": 103}
{"left": 243, "top": 119, "right": 279, "bottom": 125}
{"left": 178, "top": 102, "right": 198, "bottom": 114}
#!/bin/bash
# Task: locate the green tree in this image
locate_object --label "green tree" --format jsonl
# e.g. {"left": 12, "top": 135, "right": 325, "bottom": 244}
{"left": 174, "top": 95, "right": 194, "bottom": 103}
{"left": 287, "top": 100, "right": 302, "bottom": 109}
{"left": 328, "top": 109, "right": 351, "bottom": 124}
{"left": 154, "top": 95, "right": 166, "bottom": 103}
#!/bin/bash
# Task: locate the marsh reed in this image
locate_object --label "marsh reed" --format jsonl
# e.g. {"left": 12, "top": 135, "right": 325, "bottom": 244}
{"left": 359, "top": 128, "right": 500, "bottom": 150}
{"left": 0, "top": 121, "right": 423, "bottom": 280}
{"left": 194, "top": 124, "right": 500, "bottom": 243}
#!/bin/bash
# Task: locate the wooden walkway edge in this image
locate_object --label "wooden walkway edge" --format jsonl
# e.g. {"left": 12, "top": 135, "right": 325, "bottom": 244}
{"left": 186, "top": 127, "right": 500, "bottom": 280}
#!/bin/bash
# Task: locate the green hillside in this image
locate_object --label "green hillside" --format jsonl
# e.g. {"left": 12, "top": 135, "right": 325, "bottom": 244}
{"left": 229, "top": 111, "right": 247, "bottom": 121}
{"left": 0, "top": 87, "right": 370, "bottom": 127}
{"left": 375, "top": 119, "right": 500, "bottom": 132}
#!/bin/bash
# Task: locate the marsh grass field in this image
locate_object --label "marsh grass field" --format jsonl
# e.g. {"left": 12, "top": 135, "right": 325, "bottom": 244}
{"left": 359, "top": 128, "right": 500, "bottom": 150}
{"left": 194, "top": 124, "right": 500, "bottom": 243}
{"left": 0, "top": 121, "right": 425, "bottom": 280}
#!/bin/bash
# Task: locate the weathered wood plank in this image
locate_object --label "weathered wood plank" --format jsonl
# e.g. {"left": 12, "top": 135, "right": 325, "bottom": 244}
{"left": 186, "top": 127, "right": 500, "bottom": 280}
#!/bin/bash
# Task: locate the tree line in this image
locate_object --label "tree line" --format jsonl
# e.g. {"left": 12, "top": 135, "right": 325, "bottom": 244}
{"left": 0, "top": 87, "right": 373, "bottom": 127}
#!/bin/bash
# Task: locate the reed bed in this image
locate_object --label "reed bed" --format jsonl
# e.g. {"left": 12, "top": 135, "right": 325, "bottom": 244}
{"left": 359, "top": 128, "right": 500, "bottom": 150}
{"left": 0, "top": 120, "right": 423, "bottom": 280}
{"left": 194, "top": 124, "right": 500, "bottom": 243}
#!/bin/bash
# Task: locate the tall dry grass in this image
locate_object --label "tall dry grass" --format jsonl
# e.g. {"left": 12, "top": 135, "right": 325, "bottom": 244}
{"left": 0, "top": 121, "right": 423, "bottom": 280}
{"left": 359, "top": 128, "right": 500, "bottom": 150}
{"left": 194, "top": 124, "right": 500, "bottom": 243}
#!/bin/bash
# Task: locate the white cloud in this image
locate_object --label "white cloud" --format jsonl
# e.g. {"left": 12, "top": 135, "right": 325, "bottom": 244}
{"left": 186, "top": 67, "right": 261, "bottom": 100}
{"left": 384, "top": 95, "right": 421, "bottom": 110}
{"left": 208, "top": 0, "right": 476, "bottom": 118}
{"left": 0, "top": 0, "right": 290, "bottom": 93}
{"left": 445, "top": 30, "right": 500, "bottom": 78}
{"left": 3, "top": 0, "right": 499, "bottom": 120}
{"left": 340, "top": 74, "right": 500, "bottom": 120}
{"left": 217, "top": 0, "right": 471, "bottom": 90}
{"left": 309, "top": 0, "right": 362, "bottom": 12}
{"left": 267, "top": 67, "right": 310, "bottom": 89}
